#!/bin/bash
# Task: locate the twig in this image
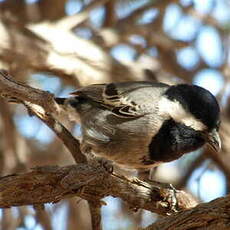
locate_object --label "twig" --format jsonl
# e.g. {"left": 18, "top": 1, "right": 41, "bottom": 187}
{"left": 24, "top": 102, "right": 87, "bottom": 164}
{"left": 0, "top": 70, "right": 56, "bottom": 113}
{"left": 88, "top": 201, "right": 102, "bottom": 230}
{"left": 0, "top": 70, "right": 87, "bottom": 164}
{"left": 34, "top": 204, "right": 52, "bottom": 230}
{"left": 56, "top": 0, "right": 110, "bottom": 30}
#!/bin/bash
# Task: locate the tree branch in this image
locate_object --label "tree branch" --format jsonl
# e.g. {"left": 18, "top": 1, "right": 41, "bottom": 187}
{"left": 141, "top": 195, "right": 230, "bottom": 230}
{"left": 88, "top": 201, "right": 102, "bottom": 230}
{"left": 0, "top": 70, "right": 87, "bottom": 164}
{"left": 0, "top": 164, "right": 197, "bottom": 216}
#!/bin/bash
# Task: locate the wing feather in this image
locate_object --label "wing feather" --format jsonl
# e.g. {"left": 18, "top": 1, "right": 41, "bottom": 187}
{"left": 70, "top": 82, "right": 168, "bottom": 118}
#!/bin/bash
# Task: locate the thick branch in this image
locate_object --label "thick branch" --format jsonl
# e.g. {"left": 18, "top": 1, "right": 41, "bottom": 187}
{"left": 142, "top": 195, "right": 230, "bottom": 230}
{"left": 0, "top": 164, "right": 197, "bottom": 216}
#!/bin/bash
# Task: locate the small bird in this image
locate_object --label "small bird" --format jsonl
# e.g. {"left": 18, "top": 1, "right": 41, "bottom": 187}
{"left": 55, "top": 81, "right": 221, "bottom": 170}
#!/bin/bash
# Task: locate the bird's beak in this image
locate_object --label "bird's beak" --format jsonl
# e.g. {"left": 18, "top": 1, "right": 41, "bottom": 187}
{"left": 205, "top": 129, "right": 221, "bottom": 152}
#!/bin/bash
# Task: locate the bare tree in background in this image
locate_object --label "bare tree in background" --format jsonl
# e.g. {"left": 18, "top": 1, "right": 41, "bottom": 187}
{"left": 0, "top": 0, "right": 230, "bottom": 229}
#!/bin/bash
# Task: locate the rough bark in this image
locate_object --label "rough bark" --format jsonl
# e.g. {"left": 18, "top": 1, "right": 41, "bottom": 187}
{"left": 0, "top": 164, "right": 197, "bottom": 215}
{"left": 141, "top": 195, "right": 230, "bottom": 230}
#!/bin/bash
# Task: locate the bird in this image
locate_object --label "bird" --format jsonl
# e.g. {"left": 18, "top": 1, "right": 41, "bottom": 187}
{"left": 55, "top": 81, "right": 221, "bottom": 170}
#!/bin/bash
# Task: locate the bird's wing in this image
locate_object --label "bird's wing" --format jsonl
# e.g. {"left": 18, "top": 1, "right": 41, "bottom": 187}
{"left": 71, "top": 81, "right": 168, "bottom": 118}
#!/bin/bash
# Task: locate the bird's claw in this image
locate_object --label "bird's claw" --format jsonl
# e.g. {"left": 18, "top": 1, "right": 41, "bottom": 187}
{"left": 160, "top": 183, "right": 179, "bottom": 214}
{"left": 93, "top": 157, "right": 114, "bottom": 173}
{"left": 146, "top": 179, "right": 179, "bottom": 214}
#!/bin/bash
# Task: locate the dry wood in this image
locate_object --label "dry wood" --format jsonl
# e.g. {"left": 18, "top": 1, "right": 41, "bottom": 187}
{"left": 0, "top": 164, "right": 197, "bottom": 216}
{"left": 141, "top": 195, "right": 230, "bottom": 230}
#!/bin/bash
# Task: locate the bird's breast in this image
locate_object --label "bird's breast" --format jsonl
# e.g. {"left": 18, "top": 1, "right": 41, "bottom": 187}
{"left": 80, "top": 110, "right": 164, "bottom": 168}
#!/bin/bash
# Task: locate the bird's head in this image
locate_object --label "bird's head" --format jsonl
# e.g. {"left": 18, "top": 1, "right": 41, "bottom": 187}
{"left": 159, "top": 84, "right": 221, "bottom": 152}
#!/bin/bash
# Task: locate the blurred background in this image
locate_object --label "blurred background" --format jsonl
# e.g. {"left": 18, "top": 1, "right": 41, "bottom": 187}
{"left": 0, "top": 0, "right": 230, "bottom": 229}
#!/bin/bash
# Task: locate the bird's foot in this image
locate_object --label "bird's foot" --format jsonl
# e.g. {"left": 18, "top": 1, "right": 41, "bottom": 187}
{"left": 145, "top": 179, "right": 179, "bottom": 214}
{"left": 96, "top": 157, "right": 114, "bottom": 173}
{"left": 87, "top": 156, "right": 114, "bottom": 173}
{"left": 161, "top": 183, "right": 178, "bottom": 214}
{"left": 82, "top": 147, "right": 114, "bottom": 173}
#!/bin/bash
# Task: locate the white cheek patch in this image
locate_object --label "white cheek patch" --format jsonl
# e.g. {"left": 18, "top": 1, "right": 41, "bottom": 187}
{"left": 158, "top": 97, "right": 206, "bottom": 131}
